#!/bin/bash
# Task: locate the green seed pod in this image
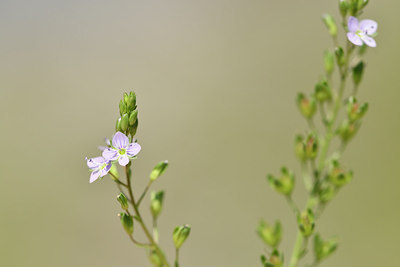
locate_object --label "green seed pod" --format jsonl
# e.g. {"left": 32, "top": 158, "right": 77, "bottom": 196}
{"left": 319, "top": 184, "right": 336, "bottom": 203}
{"left": 120, "top": 113, "right": 129, "bottom": 132}
{"left": 314, "top": 233, "right": 338, "bottom": 261}
{"left": 347, "top": 97, "right": 368, "bottom": 122}
{"left": 324, "top": 50, "right": 335, "bottom": 75}
{"left": 335, "top": 47, "right": 345, "bottom": 67}
{"left": 322, "top": 14, "right": 338, "bottom": 37}
{"left": 257, "top": 220, "right": 282, "bottom": 248}
{"left": 353, "top": 61, "right": 365, "bottom": 86}
{"left": 150, "top": 190, "right": 165, "bottom": 218}
{"left": 305, "top": 133, "right": 318, "bottom": 159}
{"left": 337, "top": 120, "right": 360, "bottom": 142}
{"left": 261, "top": 249, "right": 284, "bottom": 267}
{"left": 328, "top": 160, "right": 353, "bottom": 187}
{"left": 119, "top": 212, "right": 134, "bottom": 235}
{"left": 150, "top": 160, "right": 169, "bottom": 181}
{"left": 117, "top": 193, "right": 129, "bottom": 211}
{"left": 315, "top": 80, "right": 332, "bottom": 102}
{"left": 294, "top": 135, "right": 306, "bottom": 161}
{"left": 298, "top": 209, "right": 315, "bottom": 237}
{"left": 267, "top": 167, "right": 295, "bottom": 196}
{"left": 173, "top": 225, "right": 191, "bottom": 249}
{"left": 148, "top": 250, "right": 163, "bottom": 267}
{"left": 297, "top": 93, "right": 317, "bottom": 119}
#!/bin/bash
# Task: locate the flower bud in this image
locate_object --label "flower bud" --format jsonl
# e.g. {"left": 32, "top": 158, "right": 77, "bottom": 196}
{"left": 129, "top": 120, "right": 138, "bottom": 137}
{"left": 298, "top": 209, "right": 315, "bottom": 237}
{"left": 127, "top": 91, "right": 136, "bottom": 110}
{"left": 267, "top": 167, "right": 295, "bottom": 196}
{"left": 261, "top": 250, "right": 283, "bottom": 267}
{"left": 109, "top": 164, "right": 119, "bottom": 180}
{"left": 314, "top": 80, "right": 332, "bottom": 102}
{"left": 119, "top": 212, "right": 134, "bottom": 235}
{"left": 328, "top": 160, "right": 353, "bottom": 187}
{"left": 305, "top": 133, "right": 318, "bottom": 159}
{"left": 120, "top": 114, "right": 129, "bottom": 132}
{"left": 119, "top": 100, "right": 127, "bottom": 116}
{"left": 297, "top": 93, "right": 316, "bottom": 119}
{"left": 347, "top": 97, "right": 368, "bottom": 122}
{"left": 173, "top": 225, "right": 191, "bottom": 249}
{"left": 339, "top": 0, "right": 349, "bottom": 17}
{"left": 116, "top": 117, "right": 122, "bottom": 132}
{"left": 117, "top": 193, "right": 129, "bottom": 211}
{"left": 322, "top": 14, "right": 338, "bottom": 37}
{"left": 337, "top": 120, "right": 360, "bottom": 142}
{"left": 150, "top": 160, "right": 169, "bottom": 181}
{"left": 148, "top": 250, "right": 163, "bottom": 267}
{"left": 357, "top": 0, "right": 369, "bottom": 9}
{"left": 123, "top": 92, "right": 130, "bottom": 106}
{"left": 129, "top": 110, "right": 138, "bottom": 126}
{"left": 150, "top": 190, "right": 165, "bottom": 218}
{"left": 314, "top": 233, "right": 338, "bottom": 261}
{"left": 257, "top": 220, "right": 282, "bottom": 248}
{"left": 323, "top": 50, "right": 335, "bottom": 75}
{"left": 335, "top": 47, "right": 345, "bottom": 67}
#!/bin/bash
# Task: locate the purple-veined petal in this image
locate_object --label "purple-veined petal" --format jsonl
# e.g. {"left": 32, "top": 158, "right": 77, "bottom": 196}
{"left": 90, "top": 170, "right": 101, "bottom": 183}
{"left": 348, "top": 16, "right": 359, "bottom": 32}
{"left": 102, "top": 148, "right": 119, "bottom": 161}
{"left": 127, "top": 143, "right": 141, "bottom": 157}
{"left": 112, "top": 132, "right": 129, "bottom": 149}
{"left": 105, "top": 138, "right": 111, "bottom": 146}
{"left": 118, "top": 154, "right": 130, "bottom": 166}
{"left": 360, "top": 19, "right": 378, "bottom": 35}
{"left": 361, "top": 36, "right": 376, "bottom": 47}
{"left": 87, "top": 156, "right": 106, "bottom": 169}
{"left": 100, "top": 162, "right": 112, "bottom": 177}
{"left": 98, "top": 146, "right": 108, "bottom": 151}
{"left": 347, "top": 32, "right": 363, "bottom": 46}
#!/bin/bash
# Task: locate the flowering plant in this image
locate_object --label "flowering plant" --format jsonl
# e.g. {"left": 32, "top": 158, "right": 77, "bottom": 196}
{"left": 258, "top": 1, "right": 378, "bottom": 266}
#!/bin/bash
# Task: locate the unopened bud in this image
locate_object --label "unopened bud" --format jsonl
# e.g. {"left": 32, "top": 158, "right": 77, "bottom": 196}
{"left": 119, "top": 212, "right": 134, "bottom": 235}
{"left": 150, "top": 190, "right": 165, "bottom": 218}
{"left": 150, "top": 160, "right": 169, "bottom": 181}
{"left": 352, "top": 61, "right": 365, "bottom": 86}
{"left": 335, "top": 47, "right": 345, "bottom": 67}
{"left": 117, "top": 193, "right": 129, "bottom": 211}
{"left": 339, "top": 0, "right": 349, "bottom": 17}
{"left": 294, "top": 135, "right": 306, "bottom": 161}
{"left": 109, "top": 164, "right": 119, "bottom": 180}
{"left": 148, "top": 250, "right": 162, "bottom": 267}
{"left": 129, "top": 110, "right": 138, "bottom": 126}
{"left": 322, "top": 14, "right": 338, "bottom": 37}
{"left": 120, "top": 114, "right": 129, "bottom": 132}
{"left": 257, "top": 220, "right": 282, "bottom": 248}
{"left": 267, "top": 167, "right": 295, "bottom": 196}
{"left": 173, "top": 225, "right": 191, "bottom": 249}
{"left": 298, "top": 209, "right": 315, "bottom": 237}
{"left": 119, "top": 100, "right": 127, "bottom": 116}
{"left": 297, "top": 93, "right": 316, "bottom": 119}
{"left": 116, "top": 117, "right": 122, "bottom": 132}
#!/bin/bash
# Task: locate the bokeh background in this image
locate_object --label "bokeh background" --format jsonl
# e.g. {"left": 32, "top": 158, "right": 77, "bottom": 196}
{"left": 1, "top": 0, "right": 399, "bottom": 266}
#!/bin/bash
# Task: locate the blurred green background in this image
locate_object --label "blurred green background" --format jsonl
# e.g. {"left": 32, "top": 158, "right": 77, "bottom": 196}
{"left": 1, "top": 0, "right": 399, "bottom": 266}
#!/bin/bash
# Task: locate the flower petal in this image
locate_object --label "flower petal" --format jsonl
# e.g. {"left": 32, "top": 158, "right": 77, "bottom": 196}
{"left": 118, "top": 154, "right": 130, "bottom": 166}
{"left": 102, "top": 148, "right": 119, "bottom": 161}
{"left": 100, "top": 162, "right": 112, "bottom": 177}
{"left": 87, "top": 156, "right": 106, "bottom": 169}
{"left": 347, "top": 32, "right": 363, "bottom": 46}
{"left": 348, "top": 16, "right": 359, "bottom": 32}
{"left": 90, "top": 170, "right": 101, "bottom": 183}
{"left": 361, "top": 36, "right": 376, "bottom": 47}
{"left": 360, "top": 19, "right": 378, "bottom": 35}
{"left": 112, "top": 132, "right": 129, "bottom": 149}
{"left": 127, "top": 143, "right": 141, "bottom": 157}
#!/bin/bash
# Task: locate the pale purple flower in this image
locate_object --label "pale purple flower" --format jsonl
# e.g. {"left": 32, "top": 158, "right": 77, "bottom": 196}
{"left": 347, "top": 16, "right": 378, "bottom": 47}
{"left": 86, "top": 156, "right": 112, "bottom": 183}
{"left": 102, "top": 132, "right": 141, "bottom": 166}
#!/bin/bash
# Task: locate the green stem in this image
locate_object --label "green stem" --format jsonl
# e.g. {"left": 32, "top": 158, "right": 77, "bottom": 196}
{"left": 124, "top": 164, "right": 171, "bottom": 267}
{"left": 289, "top": 231, "right": 304, "bottom": 267}
{"left": 137, "top": 180, "right": 153, "bottom": 207}
{"left": 175, "top": 248, "right": 180, "bottom": 267}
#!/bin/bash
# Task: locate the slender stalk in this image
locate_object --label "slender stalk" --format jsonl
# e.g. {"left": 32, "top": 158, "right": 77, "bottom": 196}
{"left": 286, "top": 196, "right": 299, "bottom": 214}
{"left": 137, "top": 180, "right": 153, "bottom": 207}
{"left": 289, "top": 232, "right": 304, "bottom": 267}
{"left": 124, "top": 164, "right": 171, "bottom": 267}
{"left": 175, "top": 248, "right": 180, "bottom": 267}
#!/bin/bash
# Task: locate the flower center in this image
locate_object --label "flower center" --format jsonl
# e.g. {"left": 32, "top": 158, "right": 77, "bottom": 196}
{"left": 119, "top": 149, "right": 126, "bottom": 155}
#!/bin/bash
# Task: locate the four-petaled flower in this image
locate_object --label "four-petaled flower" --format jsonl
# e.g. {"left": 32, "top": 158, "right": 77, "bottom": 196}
{"left": 347, "top": 16, "right": 378, "bottom": 47}
{"left": 103, "top": 132, "right": 141, "bottom": 166}
{"left": 86, "top": 156, "right": 112, "bottom": 183}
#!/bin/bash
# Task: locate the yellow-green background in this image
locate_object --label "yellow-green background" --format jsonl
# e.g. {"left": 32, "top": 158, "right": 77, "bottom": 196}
{"left": 1, "top": 0, "right": 398, "bottom": 266}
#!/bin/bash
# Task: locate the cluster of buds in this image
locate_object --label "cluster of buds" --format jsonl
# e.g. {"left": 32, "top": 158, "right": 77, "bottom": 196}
{"left": 267, "top": 167, "right": 295, "bottom": 196}
{"left": 261, "top": 250, "right": 283, "bottom": 267}
{"left": 340, "top": 0, "right": 370, "bottom": 17}
{"left": 116, "top": 92, "right": 138, "bottom": 139}
{"left": 257, "top": 220, "right": 282, "bottom": 248}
